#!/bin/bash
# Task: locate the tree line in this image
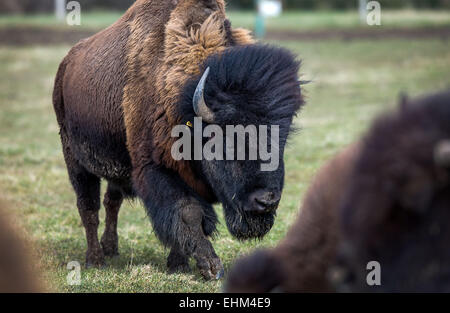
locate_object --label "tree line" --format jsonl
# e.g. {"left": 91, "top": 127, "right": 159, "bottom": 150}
{"left": 1, "top": 0, "right": 449, "bottom": 14}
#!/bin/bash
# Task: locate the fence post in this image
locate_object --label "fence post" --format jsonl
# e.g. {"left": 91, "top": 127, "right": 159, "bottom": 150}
{"left": 359, "top": 0, "right": 368, "bottom": 24}
{"left": 55, "top": 0, "right": 66, "bottom": 21}
{"left": 254, "top": 0, "right": 266, "bottom": 39}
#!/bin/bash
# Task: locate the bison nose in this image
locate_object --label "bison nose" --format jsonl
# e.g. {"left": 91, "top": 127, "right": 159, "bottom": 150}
{"left": 247, "top": 190, "right": 281, "bottom": 213}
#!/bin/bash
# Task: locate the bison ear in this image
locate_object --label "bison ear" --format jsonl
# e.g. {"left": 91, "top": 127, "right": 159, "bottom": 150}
{"left": 193, "top": 67, "right": 215, "bottom": 123}
{"left": 434, "top": 140, "right": 450, "bottom": 168}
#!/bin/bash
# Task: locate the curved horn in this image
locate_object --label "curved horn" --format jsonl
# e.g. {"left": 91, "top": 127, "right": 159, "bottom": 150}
{"left": 193, "top": 67, "right": 214, "bottom": 123}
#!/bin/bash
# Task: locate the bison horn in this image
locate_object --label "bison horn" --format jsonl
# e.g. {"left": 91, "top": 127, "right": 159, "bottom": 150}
{"left": 434, "top": 139, "right": 450, "bottom": 168}
{"left": 193, "top": 67, "right": 215, "bottom": 123}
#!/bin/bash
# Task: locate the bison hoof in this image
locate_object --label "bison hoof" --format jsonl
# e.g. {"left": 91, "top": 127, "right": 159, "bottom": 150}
{"left": 85, "top": 249, "right": 105, "bottom": 268}
{"left": 101, "top": 234, "right": 119, "bottom": 257}
{"left": 197, "top": 257, "right": 224, "bottom": 281}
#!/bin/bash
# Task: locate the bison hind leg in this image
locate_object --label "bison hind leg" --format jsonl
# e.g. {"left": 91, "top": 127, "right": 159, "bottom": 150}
{"left": 72, "top": 169, "right": 104, "bottom": 268}
{"left": 62, "top": 143, "right": 104, "bottom": 268}
{"left": 101, "top": 183, "right": 123, "bottom": 257}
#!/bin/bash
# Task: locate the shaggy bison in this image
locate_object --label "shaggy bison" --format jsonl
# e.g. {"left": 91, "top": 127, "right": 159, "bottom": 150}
{"left": 53, "top": 0, "right": 303, "bottom": 279}
{"left": 225, "top": 90, "right": 450, "bottom": 292}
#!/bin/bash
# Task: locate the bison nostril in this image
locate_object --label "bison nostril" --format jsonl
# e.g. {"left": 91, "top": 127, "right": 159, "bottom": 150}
{"left": 247, "top": 190, "right": 280, "bottom": 213}
{"left": 255, "top": 197, "right": 274, "bottom": 207}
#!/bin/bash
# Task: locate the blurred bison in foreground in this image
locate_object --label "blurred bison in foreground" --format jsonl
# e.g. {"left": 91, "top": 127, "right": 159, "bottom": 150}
{"left": 0, "top": 200, "right": 41, "bottom": 292}
{"left": 225, "top": 90, "right": 450, "bottom": 292}
{"left": 53, "top": 0, "right": 303, "bottom": 279}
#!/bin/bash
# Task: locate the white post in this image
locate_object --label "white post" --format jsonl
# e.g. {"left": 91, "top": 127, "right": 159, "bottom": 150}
{"left": 55, "top": 0, "right": 66, "bottom": 21}
{"left": 359, "top": 0, "right": 367, "bottom": 24}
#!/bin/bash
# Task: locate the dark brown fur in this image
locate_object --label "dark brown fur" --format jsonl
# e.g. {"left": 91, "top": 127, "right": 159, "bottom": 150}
{"left": 0, "top": 200, "right": 41, "bottom": 292}
{"left": 54, "top": 0, "right": 254, "bottom": 200}
{"left": 225, "top": 90, "right": 450, "bottom": 292}
{"left": 124, "top": 0, "right": 253, "bottom": 200}
{"left": 225, "top": 143, "right": 360, "bottom": 292}
{"left": 269, "top": 143, "right": 360, "bottom": 292}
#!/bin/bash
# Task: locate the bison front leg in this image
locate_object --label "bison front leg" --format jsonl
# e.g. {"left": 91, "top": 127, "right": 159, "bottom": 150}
{"left": 179, "top": 203, "right": 224, "bottom": 280}
{"left": 167, "top": 245, "right": 191, "bottom": 273}
{"left": 134, "top": 166, "right": 223, "bottom": 280}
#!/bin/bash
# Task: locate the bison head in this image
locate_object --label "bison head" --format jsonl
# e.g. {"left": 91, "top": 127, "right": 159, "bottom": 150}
{"left": 332, "top": 92, "right": 450, "bottom": 292}
{"left": 177, "top": 44, "right": 303, "bottom": 240}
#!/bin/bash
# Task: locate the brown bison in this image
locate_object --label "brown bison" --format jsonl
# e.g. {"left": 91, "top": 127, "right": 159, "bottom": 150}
{"left": 225, "top": 90, "right": 450, "bottom": 292}
{"left": 53, "top": 0, "right": 303, "bottom": 279}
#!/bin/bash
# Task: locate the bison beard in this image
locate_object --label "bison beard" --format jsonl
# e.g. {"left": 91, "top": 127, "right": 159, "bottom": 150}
{"left": 224, "top": 206, "right": 275, "bottom": 241}
{"left": 225, "top": 90, "right": 450, "bottom": 292}
{"left": 52, "top": 0, "right": 303, "bottom": 280}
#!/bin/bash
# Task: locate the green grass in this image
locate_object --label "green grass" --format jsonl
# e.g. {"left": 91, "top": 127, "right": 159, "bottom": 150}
{"left": 0, "top": 37, "right": 448, "bottom": 292}
{"left": 0, "top": 10, "right": 449, "bottom": 31}
{"left": 230, "top": 10, "right": 450, "bottom": 31}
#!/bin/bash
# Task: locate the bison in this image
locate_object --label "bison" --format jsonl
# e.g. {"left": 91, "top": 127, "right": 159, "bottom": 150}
{"left": 225, "top": 90, "right": 450, "bottom": 292}
{"left": 53, "top": 0, "right": 303, "bottom": 279}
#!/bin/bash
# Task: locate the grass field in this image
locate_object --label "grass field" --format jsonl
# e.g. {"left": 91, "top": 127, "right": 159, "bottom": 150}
{"left": 0, "top": 11, "right": 449, "bottom": 292}
{"left": 0, "top": 10, "right": 449, "bottom": 31}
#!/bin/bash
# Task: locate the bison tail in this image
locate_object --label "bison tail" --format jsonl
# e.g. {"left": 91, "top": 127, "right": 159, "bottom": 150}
{"left": 224, "top": 249, "right": 285, "bottom": 293}
{"left": 52, "top": 59, "right": 68, "bottom": 129}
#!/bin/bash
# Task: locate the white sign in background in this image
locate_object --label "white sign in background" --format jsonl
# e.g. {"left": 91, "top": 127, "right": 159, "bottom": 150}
{"left": 258, "top": 0, "right": 282, "bottom": 18}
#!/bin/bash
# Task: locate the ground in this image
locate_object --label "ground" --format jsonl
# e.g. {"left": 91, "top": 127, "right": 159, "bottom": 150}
{"left": 0, "top": 10, "right": 449, "bottom": 292}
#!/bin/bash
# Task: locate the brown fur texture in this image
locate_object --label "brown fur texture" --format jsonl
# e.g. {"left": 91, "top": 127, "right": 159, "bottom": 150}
{"left": 56, "top": 0, "right": 254, "bottom": 200}
{"left": 336, "top": 90, "right": 450, "bottom": 292}
{"left": 121, "top": 0, "right": 254, "bottom": 199}
{"left": 225, "top": 143, "right": 361, "bottom": 292}
{"left": 225, "top": 90, "right": 450, "bottom": 292}
{"left": 0, "top": 200, "right": 41, "bottom": 293}
{"left": 269, "top": 143, "right": 360, "bottom": 292}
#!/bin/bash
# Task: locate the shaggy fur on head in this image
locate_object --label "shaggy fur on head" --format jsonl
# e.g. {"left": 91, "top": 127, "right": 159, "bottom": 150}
{"left": 175, "top": 45, "right": 302, "bottom": 240}
{"left": 179, "top": 44, "right": 302, "bottom": 129}
{"left": 225, "top": 90, "right": 450, "bottom": 293}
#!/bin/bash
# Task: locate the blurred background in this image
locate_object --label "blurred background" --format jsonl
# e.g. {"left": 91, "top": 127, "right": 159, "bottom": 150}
{"left": 0, "top": 0, "right": 449, "bottom": 292}
{"left": 1, "top": 0, "right": 450, "bottom": 43}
